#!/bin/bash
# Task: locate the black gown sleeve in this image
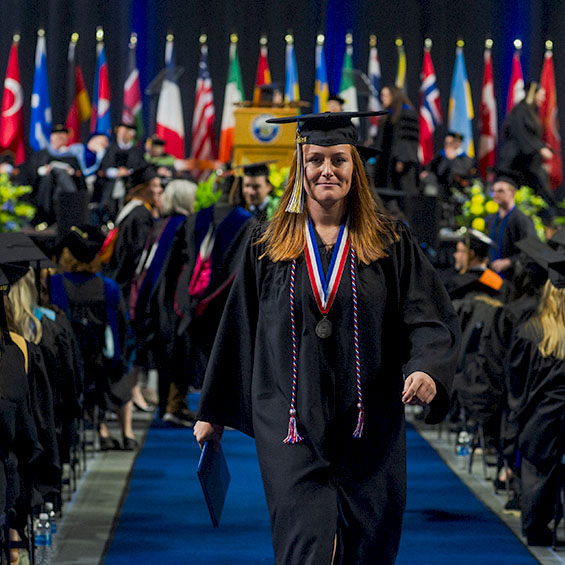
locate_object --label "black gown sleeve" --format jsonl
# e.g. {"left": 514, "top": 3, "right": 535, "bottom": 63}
{"left": 196, "top": 228, "right": 262, "bottom": 436}
{"left": 396, "top": 226, "right": 461, "bottom": 423}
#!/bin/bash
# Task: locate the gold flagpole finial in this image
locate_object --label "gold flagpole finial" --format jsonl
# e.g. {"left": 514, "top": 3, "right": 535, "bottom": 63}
{"left": 424, "top": 38, "right": 432, "bottom": 49}
{"left": 369, "top": 35, "right": 377, "bottom": 48}
{"left": 317, "top": 34, "right": 325, "bottom": 46}
{"left": 395, "top": 38, "right": 403, "bottom": 47}
{"left": 230, "top": 33, "right": 238, "bottom": 44}
{"left": 485, "top": 38, "right": 493, "bottom": 49}
{"left": 514, "top": 39, "right": 522, "bottom": 50}
{"left": 345, "top": 33, "right": 353, "bottom": 45}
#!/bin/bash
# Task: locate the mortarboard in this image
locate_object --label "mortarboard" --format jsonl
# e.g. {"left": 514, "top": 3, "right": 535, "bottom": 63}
{"left": 328, "top": 94, "right": 345, "bottom": 105}
{"left": 446, "top": 131, "right": 464, "bottom": 142}
{"left": 0, "top": 232, "right": 49, "bottom": 288}
{"left": 231, "top": 160, "right": 277, "bottom": 178}
{"left": 60, "top": 225, "right": 105, "bottom": 264}
{"left": 516, "top": 236, "right": 565, "bottom": 289}
{"left": 494, "top": 169, "right": 521, "bottom": 190}
{"left": 265, "top": 111, "right": 386, "bottom": 213}
{"left": 127, "top": 165, "right": 160, "bottom": 191}
{"left": 149, "top": 135, "right": 166, "bottom": 146}
{"left": 51, "top": 124, "right": 69, "bottom": 134}
{"left": 117, "top": 122, "right": 137, "bottom": 131}
{"left": 549, "top": 228, "right": 565, "bottom": 250}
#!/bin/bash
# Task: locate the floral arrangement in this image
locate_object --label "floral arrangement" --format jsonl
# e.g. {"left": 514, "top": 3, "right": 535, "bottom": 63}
{"left": 455, "top": 180, "right": 548, "bottom": 240}
{"left": 194, "top": 172, "right": 222, "bottom": 212}
{"left": 0, "top": 174, "right": 35, "bottom": 232}
{"left": 266, "top": 163, "right": 290, "bottom": 220}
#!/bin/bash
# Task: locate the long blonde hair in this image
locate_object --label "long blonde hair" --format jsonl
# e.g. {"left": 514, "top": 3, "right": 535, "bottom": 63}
{"left": 527, "top": 279, "right": 565, "bottom": 359}
{"left": 4, "top": 268, "right": 42, "bottom": 344}
{"left": 258, "top": 146, "right": 398, "bottom": 264}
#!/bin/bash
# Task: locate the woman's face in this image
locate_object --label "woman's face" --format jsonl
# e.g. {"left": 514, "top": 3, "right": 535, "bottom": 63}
{"left": 381, "top": 87, "right": 392, "bottom": 108}
{"left": 303, "top": 144, "right": 353, "bottom": 210}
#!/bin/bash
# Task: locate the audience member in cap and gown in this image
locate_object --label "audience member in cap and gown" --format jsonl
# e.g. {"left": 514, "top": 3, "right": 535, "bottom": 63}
{"left": 194, "top": 111, "right": 460, "bottom": 564}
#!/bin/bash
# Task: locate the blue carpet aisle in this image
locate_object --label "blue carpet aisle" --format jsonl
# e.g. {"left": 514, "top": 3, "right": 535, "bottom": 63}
{"left": 105, "top": 409, "right": 537, "bottom": 564}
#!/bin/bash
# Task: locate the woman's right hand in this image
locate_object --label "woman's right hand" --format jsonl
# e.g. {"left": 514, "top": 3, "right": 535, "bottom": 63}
{"left": 194, "top": 421, "right": 224, "bottom": 450}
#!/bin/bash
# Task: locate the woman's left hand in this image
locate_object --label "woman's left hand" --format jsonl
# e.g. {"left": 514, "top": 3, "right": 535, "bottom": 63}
{"left": 402, "top": 371, "right": 437, "bottom": 406}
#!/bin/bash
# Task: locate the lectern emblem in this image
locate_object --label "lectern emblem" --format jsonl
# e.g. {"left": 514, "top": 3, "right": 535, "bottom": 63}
{"left": 251, "top": 114, "right": 280, "bottom": 143}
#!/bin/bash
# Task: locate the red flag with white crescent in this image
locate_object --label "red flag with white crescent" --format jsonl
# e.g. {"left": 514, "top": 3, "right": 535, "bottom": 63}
{"left": 0, "top": 41, "right": 25, "bottom": 164}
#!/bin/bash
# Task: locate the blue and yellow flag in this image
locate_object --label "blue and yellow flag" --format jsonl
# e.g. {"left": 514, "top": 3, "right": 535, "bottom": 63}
{"left": 284, "top": 38, "right": 300, "bottom": 104}
{"left": 448, "top": 45, "right": 475, "bottom": 157}
{"left": 314, "top": 38, "right": 328, "bottom": 113}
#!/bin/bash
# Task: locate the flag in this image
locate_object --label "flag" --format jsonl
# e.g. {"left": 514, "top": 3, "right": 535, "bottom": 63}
{"left": 448, "top": 45, "right": 474, "bottom": 158}
{"left": 338, "top": 42, "right": 358, "bottom": 113}
{"left": 478, "top": 45, "right": 497, "bottom": 179}
{"left": 506, "top": 48, "right": 524, "bottom": 115}
{"left": 313, "top": 38, "right": 329, "bottom": 113}
{"left": 30, "top": 32, "right": 51, "bottom": 151}
{"left": 190, "top": 43, "right": 217, "bottom": 168}
{"left": 219, "top": 37, "right": 245, "bottom": 163}
{"left": 368, "top": 38, "right": 382, "bottom": 138}
{"left": 253, "top": 41, "right": 271, "bottom": 105}
{"left": 91, "top": 39, "right": 111, "bottom": 135}
{"left": 418, "top": 45, "right": 442, "bottom": 165}
{"left": 65, "top": 35, "right": 91, "bottom": 144}
{"left": 156, "top": 37, "right": 185, "bottom": 159}
{"left": 0, "top": 39, "right": 25, "bottom": 164}
{"left": 395, "top": 40, "right": 406, "bottom": 90}
{"left": 122, "top": 34, "right": 143, "bottom": 140}
{"left": 284, "top": 38, "right": 300, "bottom": 104}
{"left": 539, "top": 46, "right": 562, "bottom": 190}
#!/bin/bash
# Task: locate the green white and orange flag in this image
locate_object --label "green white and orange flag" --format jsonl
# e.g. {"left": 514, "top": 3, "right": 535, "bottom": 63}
{"left": 219, "top": 35, "right": 245, "bottom": 162}
{"left": 338, "top": 35, "right": 358, "bottom": 113}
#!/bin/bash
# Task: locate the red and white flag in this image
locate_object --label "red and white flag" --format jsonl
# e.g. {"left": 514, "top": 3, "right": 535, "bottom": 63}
{"left": 506, "top": 48, "right": 524, "bottom": 115}
{"left": 478, "top": 45, "right": 497, "bottom": 179}
{"left": 156, "top": 37, "right": 185, "bottom": 158}
{"left": 253, "top": 41, "right": 271, "bottom": 105}
{"left": 0, "top": 38, "right": 25, "bottom": 164}
{"left": 418, "top": 45, "right": 442, "bottom": 166}
{"left": 190, "top": 43, "right": 217, "bottom": 173}
{"left": 122, "top": 33, "right": 143, "bottom": 139}
{"left": 539, "top": 47, "right": 562, "bottom": 190}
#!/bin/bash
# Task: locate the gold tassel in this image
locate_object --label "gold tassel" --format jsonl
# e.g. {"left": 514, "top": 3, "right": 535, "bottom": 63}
{"left": 285, "top": 133, "right": 306, "bottom": 213}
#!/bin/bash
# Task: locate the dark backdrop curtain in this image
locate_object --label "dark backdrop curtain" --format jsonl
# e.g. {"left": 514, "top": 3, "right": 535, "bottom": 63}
{"left": 0, "top": 0, "right": 563, "bottom": 183}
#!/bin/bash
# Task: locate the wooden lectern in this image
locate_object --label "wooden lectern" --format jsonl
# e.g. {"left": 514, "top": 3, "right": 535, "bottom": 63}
{"left": 232, "top": 106, "right": 299, "bottom": 168}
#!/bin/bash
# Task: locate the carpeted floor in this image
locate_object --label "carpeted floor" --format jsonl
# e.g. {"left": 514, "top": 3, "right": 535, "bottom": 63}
{"left": 104, "top": 417, "right": 537, "bottom": 564}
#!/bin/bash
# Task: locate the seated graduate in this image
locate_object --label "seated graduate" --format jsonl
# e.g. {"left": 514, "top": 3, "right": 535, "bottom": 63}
{"left": 420, "top": 131, "right": 476, "bottom": 199}
{"left": 194, "top": 111, "right": 460, "bottom": 564}
{"left": 17, "top": 124, "right": 87, "bottom": 227}
{"left": 504, "top": 238, "right": 565, "bottom": 546}
{"left": 445, "top": 228, "right": 510, "bottom": 301}
{"left": 50, "top": 225, "right": 135, "bottom": 450}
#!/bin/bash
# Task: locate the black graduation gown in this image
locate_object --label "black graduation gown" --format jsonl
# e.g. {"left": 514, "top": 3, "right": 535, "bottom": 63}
{"left": 107, "top": 202, "right": 155, "bottom": 307}
{"left": 374, "top": 109, "right": 419, "bottom": 195}
{"left": 506, "top": 323, "right": 565, "bottom": 536}
{"left": 0, "top": 340, "right": 41, "bottom": 523}
{"left": 197, "top": 222, "right": 460, "bottom": 564}
{"left": 92, "top": 143, "right": 146, "bottom": 219}
{"left": 17, "top": 148, "right": 86, "bottom": 226}
{"left": 428, "top": 152, "right": 475, "bottom": 193}
{"left": 498, "top": 101, "right": 552, "bottom": 203}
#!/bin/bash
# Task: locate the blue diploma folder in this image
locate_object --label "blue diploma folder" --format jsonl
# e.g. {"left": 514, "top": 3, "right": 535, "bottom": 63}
{"left": 197, "top": 441, "right": 231, "bottom": 528}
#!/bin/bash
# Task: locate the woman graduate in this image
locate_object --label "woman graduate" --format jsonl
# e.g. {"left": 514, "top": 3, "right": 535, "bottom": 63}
{"left": 194, "top": 112, "right": 460, "bottom": 564}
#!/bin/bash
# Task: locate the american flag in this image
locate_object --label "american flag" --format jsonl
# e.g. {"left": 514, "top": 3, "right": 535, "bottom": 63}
{"left": 191, "top": 44, "right": 217, "bottom": 172}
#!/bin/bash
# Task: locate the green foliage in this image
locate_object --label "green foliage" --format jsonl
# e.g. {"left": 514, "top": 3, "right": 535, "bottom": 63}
{"left": 0, "top": 174, "right": 35, "bottom": 232}
{"left": 194, "top": 172, "right": 222, "bottom": 212}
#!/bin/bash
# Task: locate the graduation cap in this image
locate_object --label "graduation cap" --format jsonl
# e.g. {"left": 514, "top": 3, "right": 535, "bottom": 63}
{"left": 127, "top": 165, "right": 160, "bottom": 191}
{"left": 51, "top": 124, "right": 69, "bottom": 134}
{"left": 446, "top": 131, "right": 464, "bottom": 142}
{"left": 265, "top": 111, "right": 387, "bottom": 213}
{"left": 0, "top": 232, "right": 49, "bottom": 289}
{"left": 494, "top": 169, "right": 521, "bottom": 190}
{"left": 516, "top": 235, "right": 565, "bottom": 289}
{"left": 116, "top": 122, "right": 137, "bottom": 131}
{"left": 328, "top": 94, "right": 345, "bottom": 105}
{"left": 149, "top": 135, "right": 166, "bottom": 146}
{"left": 60, "top": 225, "right": 105, "bottom": 264}
{"left": 232, "top": 160, "right": 277, "bottom": 178}
{"left": 463, "top": 228, "right": 494, "bottom": 258}
{"left": 549, "top": 228, "right": 565, "bottom": 250}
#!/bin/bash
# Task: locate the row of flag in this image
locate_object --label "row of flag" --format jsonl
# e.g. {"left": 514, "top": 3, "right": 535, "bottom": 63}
{"left": 0, "top": 31, "right": 562, "bottom": 190}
